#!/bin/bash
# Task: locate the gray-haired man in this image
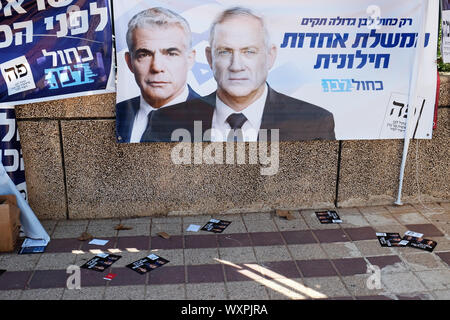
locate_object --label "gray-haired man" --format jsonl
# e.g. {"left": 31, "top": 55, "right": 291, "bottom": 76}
{"left": 149, "top": 6, "right": 336, "bottom": 142}
{"left": 116, "top": 7, "right": 200, "bottom": 143}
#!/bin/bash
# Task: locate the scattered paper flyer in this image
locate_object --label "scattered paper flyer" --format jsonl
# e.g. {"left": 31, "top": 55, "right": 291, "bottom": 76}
{"left": 19, "top": 238, "right": 49, "bottom": 254}
{"left": 80, "top": 253, "right": 121, "bottom": 272}
{"left": 376, "top": 232, "right": 408, "bottom": 247}
{"left": 402, "top": 231, "right": 437, "bottom": 252}
{"left": 186, "top": 224, "right": 201, "bottom": 232}
{"left": 88, "top": 239, "right": 109, "bottom": 246}
{"left": 315, "top": 210, "right": 342, "bottom": 224}
{"left": 103, "top": 273, "right": 117, "bottom": 281}
{"left": 276, "top": 210, "right": 295, "bottom": 220}
{"left": 201, "top": 219, "right": 232, "bottom": 233}
{"left": 157, "top": 232, "right": 171, "bottom": 239}
{"left": 126, "top": 253, "right": 169, "bottom": 275}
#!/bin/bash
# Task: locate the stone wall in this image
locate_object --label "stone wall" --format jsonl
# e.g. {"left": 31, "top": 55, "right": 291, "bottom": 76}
{"left": 14, "top": 75, "right": 450, "bottom": 220}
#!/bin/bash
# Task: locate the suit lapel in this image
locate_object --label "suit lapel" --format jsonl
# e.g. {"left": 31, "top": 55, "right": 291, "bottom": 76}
{"left": 259, "top": 86, "right": 279, "bottom": 130}
{"left": 117, "top": 96, "right": 140, "bottom": 142}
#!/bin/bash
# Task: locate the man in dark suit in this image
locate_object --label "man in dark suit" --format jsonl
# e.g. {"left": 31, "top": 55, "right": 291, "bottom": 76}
{"left": 143, "top": 6, "right": 335, "bottom": 142}
{"left": 116, "top": 7, "right": 200, "bottom": 143}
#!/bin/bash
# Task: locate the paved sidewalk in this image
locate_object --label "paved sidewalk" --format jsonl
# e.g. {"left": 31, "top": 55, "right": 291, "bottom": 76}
{"left": 0, "top": 202, "right": 449, "bottom": 300}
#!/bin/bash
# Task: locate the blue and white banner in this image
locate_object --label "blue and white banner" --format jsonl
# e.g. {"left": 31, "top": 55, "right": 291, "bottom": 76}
{"left": 113, "top": 0, "right": 438, "bottom": 142}
{"left": 0, "top": 0, "right": 115, "bottom": 107}
{"left": 0, "top": 107, "right": 27, "bottom": 201}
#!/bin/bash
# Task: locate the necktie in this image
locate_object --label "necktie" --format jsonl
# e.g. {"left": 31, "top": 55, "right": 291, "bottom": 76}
{"left": 140, "top": 110, "right": 154, "bottom": 142}
{"left": 226, "top": 113, "right": 247, "bottom": 142}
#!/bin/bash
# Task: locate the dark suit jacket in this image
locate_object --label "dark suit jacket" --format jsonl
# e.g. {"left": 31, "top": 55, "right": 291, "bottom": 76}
{"left": 143, "top": 85, "right": 335, "bottom": 142}
{"left": 115, "top": 85, "right": 200, "bottom": 143}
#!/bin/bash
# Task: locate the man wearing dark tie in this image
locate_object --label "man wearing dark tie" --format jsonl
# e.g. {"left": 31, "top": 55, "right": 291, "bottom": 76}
{"left": 115, "top": 7, "right": 200, "bottom": 143}
{"left": 146, "top": 6, "right": 335, "bottom": 142}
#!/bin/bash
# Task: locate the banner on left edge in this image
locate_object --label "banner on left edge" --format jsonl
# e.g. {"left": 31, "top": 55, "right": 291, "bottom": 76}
{"left": 0, "top": 0, "right": 115, "bottom": 107}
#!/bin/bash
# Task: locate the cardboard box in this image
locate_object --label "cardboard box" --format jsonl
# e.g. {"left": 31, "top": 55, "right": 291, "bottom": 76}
{"left": 0, "top": 195, "right": 21, "bottom": 252}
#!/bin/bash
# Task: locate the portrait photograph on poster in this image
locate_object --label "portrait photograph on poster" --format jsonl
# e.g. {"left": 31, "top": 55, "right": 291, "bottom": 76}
{"left": 112, "top": 0, "right": 438, "bottom": 144}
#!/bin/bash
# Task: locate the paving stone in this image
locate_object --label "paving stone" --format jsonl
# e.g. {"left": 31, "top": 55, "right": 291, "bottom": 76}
{"left": 436, "top": 251, "right": 450, "bottom": 267}
{"left": 339, "top": 214, "right": 371, "bottom": 228}
{"left": 152, "top": 223, "right": 183, "bottom": 237}
{"left": 432, "top": 289, "right": 450, "bottom": 300}
{"left": 381, "top": 272, "right": 427, "bottom": 294}
{"left": 151, "top": 235, "right": 183, "bottom": 250}
{"left": 303, "top": 276, "right": 351, "bottom": 298}
{"left": 218, "top": 247, "right": 257, "bottom": 264}
{"left": 46, "top": 238, "right": 82, "bottom": 253}
{"left": 258, "top": 261, "right": 301, "bottom": 279}
{"left": 116, "top": 223, "right": 150, "bottom": 237}
{"left": 187, "top": 264, "right": 224, "bottom": 283}
{"left": 35, "top": 253, "right": 77, "bottom": 270}
{"left": 224, "top": 263, "right": 264, "bottom": 282}
{"left": 392, "top": 212, "right": 430, "bottom": 225}
{"left": 148, "top": 266, "right": 185, "bottom": 285}
{"left": 50, "top": 225, "right": 89, "bottom": 239}
{"left": 184, "top": 235, "right": 218, "bottom": 249}
{"left": 395, "top": 293, "right": 434, "bottom": 300}
{"left": 245, "top": 220, "right": 279, "bottom": 233}
{"left": 28, "top": 270, "right": 68, "bottom": 289}
{"left": 115, "top": 236, "right": 150, "bottom": 251}
{"left": 217, "top": 233, "right": 252, "bottom": 247}
{"left": 281, "top": 230, "right": 317, "bottom": 245}
{"left": 254, "top": 246, "right": 292, "bottom": 262}
{"left": 403, "top": 224, "right": 444, "bottom": 237}
{"left": 249, "top": 232, "right": 284, "bottom": 246}
{"left": 20, "top": 288, "right": 64, "bottom": 300}
{"left": 313, "top": 229, "right": 349, "bottom": 243}
{"left": 62, "top": 286, "right": 106, "bottom": 300}
{"left": 341, "top": 274, "right": 386, "bottom": 297}
{"left": 264, "top": 278, "right": 307, "bottom": 300}
{"left": 288, "top": 244, "right": 328, "bottom": 260}
{"left": 184, "top": 248, "right": 220, "bottom": 265}
{"left": 415, "top": 270, "right": 450, "bottom": 290}
{"left": 154, "top": 249, "right": 184, "bottom": 266}
{"left": 145, "top": 284, "right": 186, "bottom": 300}
{"left": 353, "top": 240, "right": 396, "bottom": 257}
{"left": 321, "top": 242, "right": 362, "bottom": 259}
{"left": 296, "top": 259, "right": 337, "bottom": 278}
{"left": 401, "top": 252, "right": 447, "bottom": 271}
{"left": 274, "top": 212, "right": 310, "bottom": 231}
{"left": 226, "top": 281, "right": 269, "bottom": 300}
{"left": 186, "top": 283, "right": 227, "bottom": 300}
{"left": 332, "top": 258, "right": 368, "bottom": 276}
{"left": 104, "top": 285, "right": 145, "bottom": 300}
{"left": 343, "top": 226, "right": 377, "bottom": 241}
{"left": 0, "top": 254, "right": 41, "bottom": 271}
{"left": 0, "top": 289, "right": 22, "bottom": 300}
{"left": 361, "top": 212, "right": 402, "bottom": 227}
{"left": 367, "top": 256, "right": 408, "bottom": 273}
{"left": 0, "top": 271, "right": 32, "bottom": 290}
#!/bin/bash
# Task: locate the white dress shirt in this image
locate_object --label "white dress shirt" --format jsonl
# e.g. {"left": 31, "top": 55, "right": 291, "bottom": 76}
{"left": 129, "top": 85, "right": 190, "bottom": 143}
{"left": 211, "top": 84, "right": 268, "bottom": 142}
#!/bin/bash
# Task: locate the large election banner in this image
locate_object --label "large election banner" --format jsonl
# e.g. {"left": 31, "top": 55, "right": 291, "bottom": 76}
{"left": 113, "top": 0, "right": 438, "bottom": 143}
{"left": 443, "top": 0, "right": 450, "bottom": 63}
{"left": 0, "top": 107, "right": 27, "bottom": 200}
{"left": 0, "top": 0, "right": 115, "bottom": 107}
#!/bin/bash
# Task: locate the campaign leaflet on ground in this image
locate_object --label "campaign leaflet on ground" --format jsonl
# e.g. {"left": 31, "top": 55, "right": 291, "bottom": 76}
{"left": 402, "top": 231, "right": 437, "bottom": 252}
{"left": 315, "top": 210, "right": 342, "bottom": 224}
{"left": 376, "top": 232, "right": 409, "bottom": 247}
{"left": 126, "top": 253, "right": 170, "bottom": 275}
{"left": 81, "top": 253, "right": 121, "bottom": 272}
{"left": 201, "top": 219, "right": 232, "bottom": 233}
